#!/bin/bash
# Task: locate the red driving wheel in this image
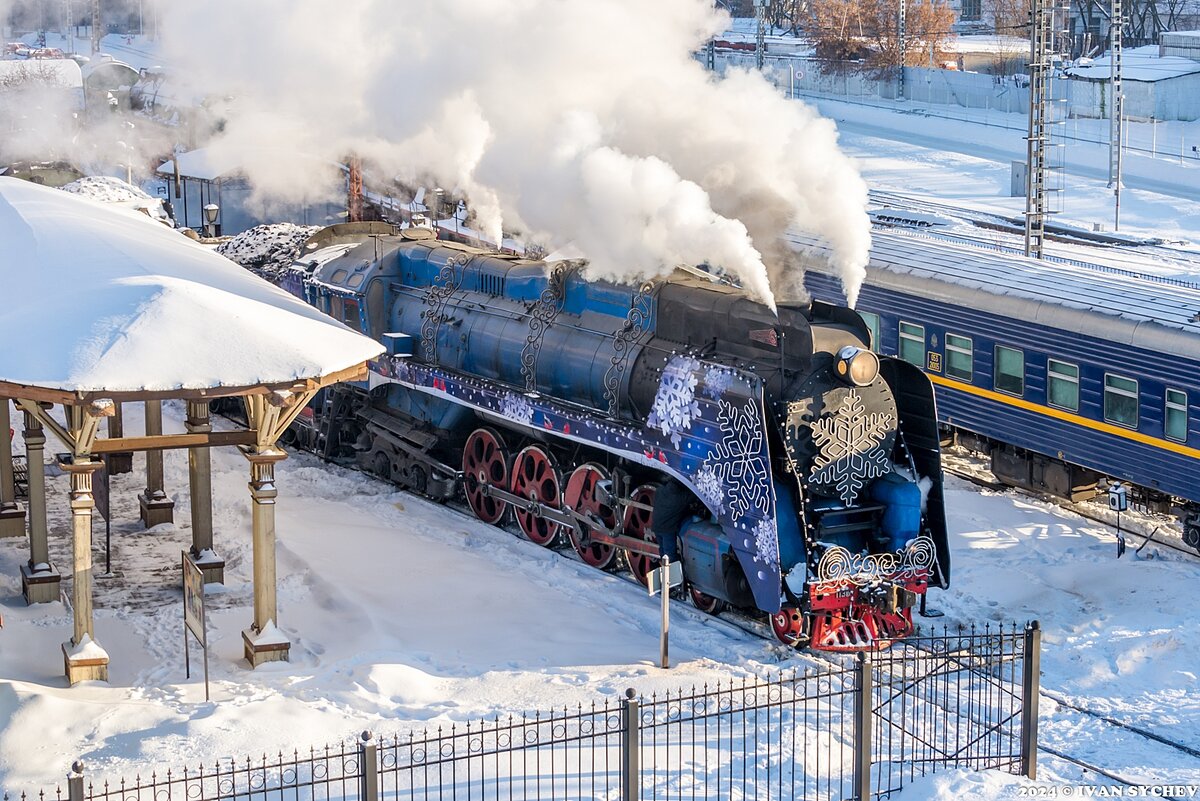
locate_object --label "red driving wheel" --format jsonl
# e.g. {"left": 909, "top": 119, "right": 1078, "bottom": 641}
{"left": 462, "top": 428, "right": 510, "bottom": 525}
{"left": 511, "top": 445, "right": 563, "bottom": 546}
{"left": 622, "top": 484, "right": 659, "bottom": 586}
{"left": 564, "top": 463, "right": 621, "bottom": 570}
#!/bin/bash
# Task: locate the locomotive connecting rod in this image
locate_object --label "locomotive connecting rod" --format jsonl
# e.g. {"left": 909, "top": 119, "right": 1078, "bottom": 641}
{"left": 475, "top": 481, "right": 661, "bottom": 556}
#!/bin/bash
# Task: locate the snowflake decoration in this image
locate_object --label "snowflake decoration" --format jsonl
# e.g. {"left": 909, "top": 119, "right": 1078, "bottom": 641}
{"left": 752, "top": 518, "right": 780, "bottom": 567}
{"left": 809, "top": 391, "right": 894, "bottom": 507}
{"left": 691, "top": 464, "right": 726, "bottom": 515}
{"left": 500, "top": 393, "right": 535, "bottom": 425}
{"left": 701, "top": 366, "right": 735, "bottom": 400}
{"left": 647, "top": 356, "right": 702, "bottom": 448}
{"left": 708, "top": 398, "right": 771, "bottom": 523}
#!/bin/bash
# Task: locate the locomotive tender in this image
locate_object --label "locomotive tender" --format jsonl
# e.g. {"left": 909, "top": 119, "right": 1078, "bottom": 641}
{"left": 284, "top": 223, "right": 950, "bottom": 650}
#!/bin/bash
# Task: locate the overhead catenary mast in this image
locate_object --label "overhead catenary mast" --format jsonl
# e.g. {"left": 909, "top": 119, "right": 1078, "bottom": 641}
{"left": 755, "top": 0, "right": 767, "bottom": 70}
{"left": 90, "top": 0, "right": 100, "bottom": 54}
{"left": 1023, "top": 0, "right": 1068, "bottom": 259}
{"left": 1108, "top": 0, "right": 1124, "bottom": 230}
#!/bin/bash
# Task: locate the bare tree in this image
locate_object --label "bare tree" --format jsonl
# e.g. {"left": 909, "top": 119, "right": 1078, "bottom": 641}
{"left": 807, "top": 0, "right": 957, "bottom": 69}
{"left": 984, "top": 0, "right": 1031, "bottom": 36}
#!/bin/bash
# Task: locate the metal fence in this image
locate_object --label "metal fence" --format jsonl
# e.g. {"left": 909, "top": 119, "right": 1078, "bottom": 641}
{"left": 8, "top": 622, "right": 1040, "bottom": 801}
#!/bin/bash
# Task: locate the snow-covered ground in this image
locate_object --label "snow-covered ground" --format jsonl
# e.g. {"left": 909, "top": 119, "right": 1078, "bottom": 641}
{"left": 1, "top": 398, "right": 1198, "bottom": 795}
{"left": 3, "top": 62, "right": 1200, "bottom": 800}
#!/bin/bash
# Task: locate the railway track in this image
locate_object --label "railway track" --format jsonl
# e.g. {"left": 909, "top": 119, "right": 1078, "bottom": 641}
{"left": 868, "top": 189, "right": 1200, "bottom": 279}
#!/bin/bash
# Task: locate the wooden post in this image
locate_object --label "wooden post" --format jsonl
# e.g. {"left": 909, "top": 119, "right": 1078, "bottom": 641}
{"left": 0, "top": 399, "right": 25, "bottom": 537}
{"left": 104, "top": 403, "right": 132, "bottom": 474}
{"left": 185, "top": 401, "right": 222, "bottom": 583}
{"left": 240, "top": 446, "right": 290, "bottom": 667}
{"left": 20, "top": 409, "right": 60, "bottom": 604}
{"left": 138, "top": 401, "right": 174, "bottom": 527}
{"left": 61, "top": 456, "right": 108, "bottom": 683}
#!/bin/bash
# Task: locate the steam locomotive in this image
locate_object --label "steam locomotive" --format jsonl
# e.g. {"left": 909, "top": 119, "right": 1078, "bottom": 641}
{"left": 281, "top": 223, "right": 950, "bottom": 650}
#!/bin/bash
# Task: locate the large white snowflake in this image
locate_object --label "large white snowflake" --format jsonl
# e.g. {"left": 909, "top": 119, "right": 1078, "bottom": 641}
{"left": 701, "top": 366, "right": 736, "bottom": 400}
{"left": 752, "top": 518, "right": 780, "bottom": 567}
{"left": 809, "top": 391, "right": 894, "bottom": 506}
{"left": 692, "top": 464, "right": 725, "bottom": 515}
{"left": 708, "top": 398, "right": 771, "bottom": 523}
{"left": 500, "top": 392, "right": 535, "bottom": 424}
{"left": 648, "top": 356, "right": 701, "bottom": 448}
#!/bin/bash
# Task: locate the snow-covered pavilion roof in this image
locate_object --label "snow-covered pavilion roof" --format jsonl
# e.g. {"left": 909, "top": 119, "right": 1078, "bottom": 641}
{"left": 0, "top": 177, "right": 383, "bottom": 398}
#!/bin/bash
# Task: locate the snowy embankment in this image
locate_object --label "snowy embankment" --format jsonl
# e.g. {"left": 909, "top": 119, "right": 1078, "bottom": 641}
{"left": 1, "top": 400, "right": 1198, "bottom": 795}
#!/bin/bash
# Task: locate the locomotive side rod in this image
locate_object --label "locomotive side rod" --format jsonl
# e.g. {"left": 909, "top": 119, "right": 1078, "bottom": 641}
{"left": 477, "top": 480, "right": 661, "bottom": 556}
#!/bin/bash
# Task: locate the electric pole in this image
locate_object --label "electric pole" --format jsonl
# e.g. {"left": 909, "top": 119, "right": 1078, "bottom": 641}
{"left": 90, "top": 0, "right": 100, "bottom": 54}
{"left": 1108, "top": 0, "right": 1124, "bottom": 229}
{"left": 898, "top": 0, "right": 907, "bottom": 96}
{"left": 755, "top": 0, "right": 767, "bottom": 70}
{"left": 1024, "top": 0, "right": 1068, "bottom": 258}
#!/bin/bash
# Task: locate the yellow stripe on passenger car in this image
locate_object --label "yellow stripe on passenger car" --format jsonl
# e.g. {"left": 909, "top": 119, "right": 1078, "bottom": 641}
{"left": 926, "top": 373, "right": 1200, "bottom": 460}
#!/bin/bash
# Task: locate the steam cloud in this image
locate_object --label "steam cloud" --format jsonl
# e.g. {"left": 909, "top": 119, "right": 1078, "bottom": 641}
{"left": 159, "top": 0, "right": 871, "bottom": 308}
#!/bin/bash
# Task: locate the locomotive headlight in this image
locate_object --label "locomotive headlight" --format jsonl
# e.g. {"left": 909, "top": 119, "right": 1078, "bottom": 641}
{"left": 835, "top": 346, "right": 879, "bottom": 387}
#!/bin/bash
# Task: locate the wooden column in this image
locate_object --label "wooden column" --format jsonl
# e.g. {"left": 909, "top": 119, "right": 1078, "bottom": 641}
{"left": 20, "top": 410, "right": 59, "bottom": 604}
{"left": 105, "top": 404, "right": 133, "bottom": 474}
{"left": 0, "top": 399, "right": 25, "bottom": 537}
{"left": 185, "top": 401, "right": 223, "bottom": 583}
{"left": 236, "top": 388, "right": 315, "bottom": 669}
{"left": 61, "top": 457, "right": 108, "bottom": 683}
{"left": 138, "top": 401, "right": 175, "bottom": 527}
{"left": 240, "top": 446, "right": 290, "bottom": 667}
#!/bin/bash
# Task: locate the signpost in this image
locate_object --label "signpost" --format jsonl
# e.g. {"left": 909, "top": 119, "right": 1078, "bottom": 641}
{"left": 182, "top": 552, "right": 210, "bottom": 701}
{"left": 647, "top": 557, "right": 683, "bottom": 669}
{"left": 1109, "top": 482, "right": 1128, "bottom": 558}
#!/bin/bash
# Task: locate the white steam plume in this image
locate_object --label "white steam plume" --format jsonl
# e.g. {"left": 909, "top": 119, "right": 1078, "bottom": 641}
{"left": 160, "top": 0, "right": 871, "bottom": 308}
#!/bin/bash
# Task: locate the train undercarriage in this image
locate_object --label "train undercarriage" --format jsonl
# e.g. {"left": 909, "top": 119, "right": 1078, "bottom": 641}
{"left": 945, "top": 427, "right": 1200, "bottom": 553}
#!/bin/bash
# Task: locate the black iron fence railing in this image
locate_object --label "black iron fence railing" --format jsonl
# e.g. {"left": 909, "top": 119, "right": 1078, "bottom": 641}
{"left": 5, "top": 622, "right": 1040, "bottom": 801}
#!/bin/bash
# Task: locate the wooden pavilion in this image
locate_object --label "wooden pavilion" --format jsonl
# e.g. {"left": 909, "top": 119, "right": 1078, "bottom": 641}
{"left": 0, "top": 178, "right": 383, "bottom": 683}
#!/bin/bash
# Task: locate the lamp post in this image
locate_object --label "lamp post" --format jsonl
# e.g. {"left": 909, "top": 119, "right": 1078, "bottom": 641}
{"left": 202, "top": 203, "right": 219, "bottom": 238}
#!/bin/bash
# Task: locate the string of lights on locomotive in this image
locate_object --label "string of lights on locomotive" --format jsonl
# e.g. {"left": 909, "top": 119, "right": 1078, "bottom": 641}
{"left": 281, "top": 224, "right": 951, "bottom": 650}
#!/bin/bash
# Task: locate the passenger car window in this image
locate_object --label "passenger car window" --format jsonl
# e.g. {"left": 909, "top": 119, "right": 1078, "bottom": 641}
{"left": 899, "top": 321, "right": 924, "bottom": 367}
{"left": 1104, "top": 374, "right": 1139, "bottom": 428}
{"left": 858, "top": 311, "right": 881, "bottom": 353}
{"left": 1047, "top": 360, "right": 1079, "bottom": 412}
{"left": 994, "top": 346, "right": 1024, "bottom": 396}
{"left": 945, "top": 334, "right": 972, "bottom": 381}
{"left": 1166, "top": 388, "right": 1188, "bottom": 442}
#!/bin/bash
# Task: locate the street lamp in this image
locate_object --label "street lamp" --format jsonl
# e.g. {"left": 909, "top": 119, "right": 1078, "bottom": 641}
{"left": 202, "top": 203, "right": 219, "bottom": 238}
